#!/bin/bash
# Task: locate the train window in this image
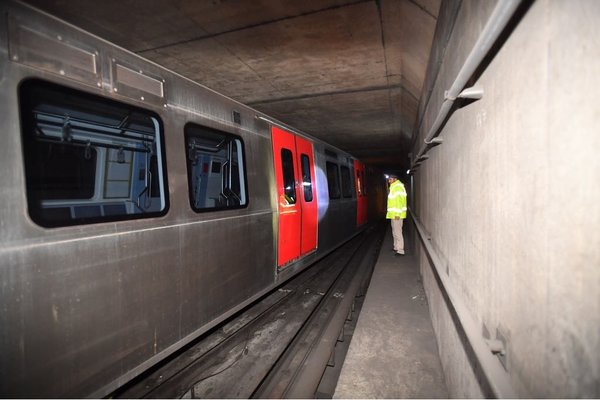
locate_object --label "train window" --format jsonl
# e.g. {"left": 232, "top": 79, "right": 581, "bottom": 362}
{"left": 185, "top": 123, "right": 247, "bottom": 211}
{"left": 300, "top": 154, "right": 313, "bottom": 202}
{"left": 341, "top": 166, "right": 353, "bottom": 198}
{"left": 356, "top": 170, "right": 363, "bottom": 196}
{"left": 361, "top": 170, "right": 367, "bottom": 195}
{"left": 326, "top": 161, "right": 341, "bottom": 199}
{"left": 19, "top": 79, "right": 168, "bottom": 227}
{"left": 281, "top": 148, "right": 297, "bottom": 205}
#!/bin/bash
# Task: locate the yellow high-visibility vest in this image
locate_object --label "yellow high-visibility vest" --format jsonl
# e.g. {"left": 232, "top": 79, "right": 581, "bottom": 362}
{"left": 386, "top": 180, "right": 407, "bottom": 219}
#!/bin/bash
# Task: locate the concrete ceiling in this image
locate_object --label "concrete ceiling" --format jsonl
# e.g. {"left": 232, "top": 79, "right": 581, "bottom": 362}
{"left": 24, "top": 0, "right": 440, "bottom": 171}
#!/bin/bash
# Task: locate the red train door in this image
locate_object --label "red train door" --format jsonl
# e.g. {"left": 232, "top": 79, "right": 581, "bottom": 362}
{"left": 295, "top": 136, "right": 318, "bottom": 255}
{"left": 354, "top": 160, "right": 367, "bottom": 226}
{"left": 272, "top": 127, "right": 318, "bottom": 268}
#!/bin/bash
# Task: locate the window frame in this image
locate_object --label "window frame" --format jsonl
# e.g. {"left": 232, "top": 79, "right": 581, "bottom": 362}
{"left": 184, "top": 122, "right": 249, "bottom": 213}
{"left": 280, "top": 148, "right": 297, "bottom": 205}
{"left": 300, "top": 153, "right": 313, "bottom": 202}
{"left": 19, "top": 78, "right": 170, "bottom": 228}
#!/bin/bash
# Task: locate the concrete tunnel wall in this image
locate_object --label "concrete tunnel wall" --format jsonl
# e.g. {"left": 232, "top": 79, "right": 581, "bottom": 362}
{"left": 411, "top": 0, "right": 600, "bottom": 397}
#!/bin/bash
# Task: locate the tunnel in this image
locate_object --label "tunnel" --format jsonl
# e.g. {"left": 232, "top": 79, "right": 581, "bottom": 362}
{"left": 0, "top": 0, "right": 598, "bottom": 398}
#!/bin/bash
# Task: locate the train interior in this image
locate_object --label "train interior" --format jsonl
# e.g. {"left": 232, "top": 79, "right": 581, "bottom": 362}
{"left": 185, "top": 124, "right": 247, "bottom": 211}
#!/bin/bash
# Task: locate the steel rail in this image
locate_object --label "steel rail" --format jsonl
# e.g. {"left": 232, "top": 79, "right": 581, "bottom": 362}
{"left": 253, "top": 224, "right": 384, "bottom": 398}
{"left": 111, "top": 241, "right": 350, "bottom": 398}
{"left": 110, "top": 232, "right": 370, "bottom": 399}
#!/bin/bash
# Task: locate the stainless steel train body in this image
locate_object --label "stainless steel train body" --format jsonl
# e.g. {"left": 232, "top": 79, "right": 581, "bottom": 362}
{"left": 0, "top": 2, "right": 369, "bottom": 397}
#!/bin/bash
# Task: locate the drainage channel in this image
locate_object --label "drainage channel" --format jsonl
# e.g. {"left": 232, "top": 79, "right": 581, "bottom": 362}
{"left": 111, "top": 225, "right": 384, "bottom": 399}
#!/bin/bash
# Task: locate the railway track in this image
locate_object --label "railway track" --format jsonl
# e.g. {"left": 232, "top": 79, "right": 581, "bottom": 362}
{"left": 112, "top": 224, "right": 385, "bottom": 399}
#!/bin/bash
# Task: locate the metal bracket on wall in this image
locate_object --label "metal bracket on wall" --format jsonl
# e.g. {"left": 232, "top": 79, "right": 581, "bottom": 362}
{"left": 486, "top": 339, "right": 505, "bottom": 355}
{"left": 494, "top": 329, "right": 509, "bottom": 371}
{"left": 410, "top": 85, "right": 484, "bottom": 172}
{"left": 409, "top": 0, "right": 523, "bottom": 173}
{"left": 410, "top": 210, "right": 515, "bottom": 397}
{"left": 456, "top": 86, "right": 484, "bottom": 101}
{"left": 483, "top": 325, "right": 509, "bottom": 371}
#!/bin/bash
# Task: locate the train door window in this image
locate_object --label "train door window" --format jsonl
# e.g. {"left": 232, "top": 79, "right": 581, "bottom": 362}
{"left": 356, "top": 170, "right": 363, "bottom": 196}
{"left": 185, "top": 123, "right": 247, "bottom": 211}
{"left": 19, "top": 79, "right": 168, "bottom": 227}
{"left": 341, "top": 166, "right": 353, "bottom": 198}
{"left": 326, "top": 161, "right": 341, "bottom": 199}
{"left": 281, "top": 148, "right": 297, "bottom": 205}
{"left": 300, "top": 154, "right": 313, "bottom": 202}
{"left": 361, "top": 170, "right": 367, "bottom": 196}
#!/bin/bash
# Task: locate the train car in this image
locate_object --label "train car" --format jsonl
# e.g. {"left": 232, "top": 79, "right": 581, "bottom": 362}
{"left": 0, "top": 1, "right": 369, "bottom": 397}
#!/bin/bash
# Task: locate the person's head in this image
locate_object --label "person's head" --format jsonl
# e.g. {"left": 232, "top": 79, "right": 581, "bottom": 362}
{"left": 387, "top": 174, "right": 398, "bottom": 184}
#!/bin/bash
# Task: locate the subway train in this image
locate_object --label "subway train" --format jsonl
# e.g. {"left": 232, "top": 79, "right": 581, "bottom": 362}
{"left": 0, "top": 1, "right": 380, "bottom": 397}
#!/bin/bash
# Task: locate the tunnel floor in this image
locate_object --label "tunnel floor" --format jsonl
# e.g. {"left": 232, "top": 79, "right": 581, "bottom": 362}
{"left": 334, "top": 224, "right": 448, "bottom": 398}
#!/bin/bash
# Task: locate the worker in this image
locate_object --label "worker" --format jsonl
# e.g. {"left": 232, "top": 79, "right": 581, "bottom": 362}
{"left": 386, "top": 174, "right": 407, "bottom": 255}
